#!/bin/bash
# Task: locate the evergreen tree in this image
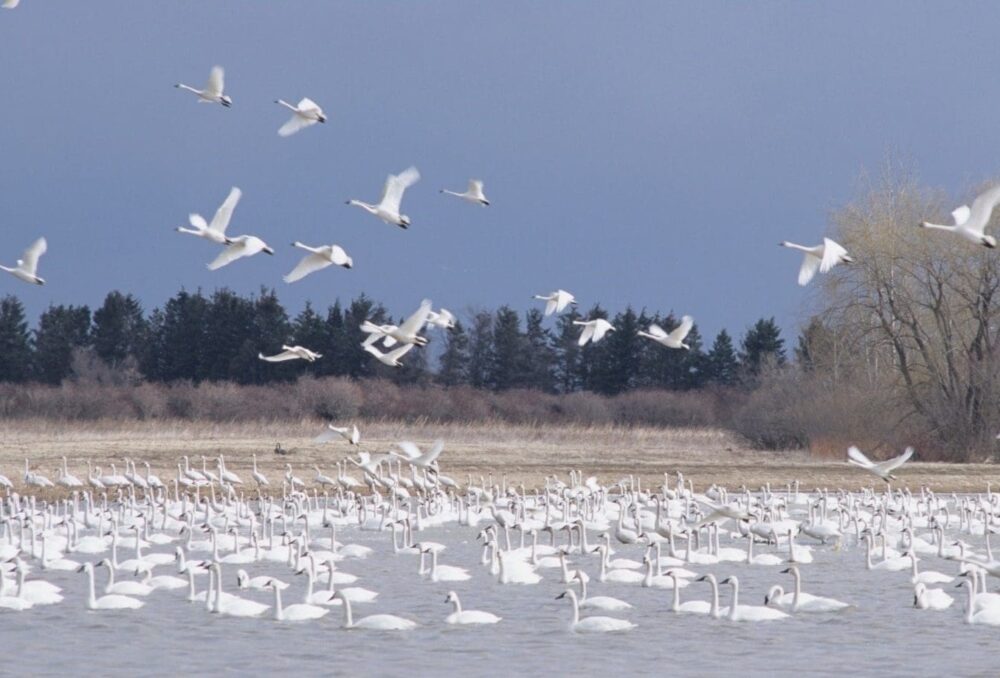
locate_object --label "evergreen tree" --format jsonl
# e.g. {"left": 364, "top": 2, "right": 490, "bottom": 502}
{"left": 490, "top": 306, "right": 527, "bottom": 390}
{"left": 739, "top": 317, "right": 786, "bottom": 376}
{"left": 142, "top": 290, "right": 208, "bottom": 382}
{"left": 323, "top": 301, "right": 348, "bottom": 376}
{"left": 92, "top": 291, "right": 146, "bottom": 368}
{"left": 0, "top": 296, "right": 33, "bottom": 383}
{"left": 34, "top": 304, "right": 91, "bottom": 384}
{"left": 234, "top": 288, "right": 292, "bottom": 384}
{"left": 467, "top": 311, "right": 494, "bottom": 389}
{"left": 705, "top": 329, "right": 739, "bottom": 386}
{"left": 578, "top": 305, "right": 612, "bottom": 393}
{"left": 593, "top": 307, "right": 641, "bottom": 394}
{"left": 291, "top": 302, "right": 330, "bottom": 376}
{"left": 437, "top": 320, "right": 471, "bottom": 386}
{"left": 553, "top": 308, "right": 583, "bottom": 393}
{"left": 200, "top": 289, "right": 254, "bottom": 381}
{"left": 523, "top": 309, "right": 556, "bottom": 392}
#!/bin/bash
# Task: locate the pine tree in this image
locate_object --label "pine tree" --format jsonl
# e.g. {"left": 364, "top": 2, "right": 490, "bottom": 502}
{"left": 291, "top": 303, "right": 330, "bottom": 377}
{"left": 593, "top": 307, "right": 641, "bottom": 394}
{"left": 0, "top": 296, "right": 33, "bottom": 383}
{"left": 490, "top": 306, "right": 527, "bottom": 390}
{"left": 235, "top": 288, "right": 292, "bottom": 384}
{"left": 201, "top": 289, "right": 254, "bottom": 381}
{"left": 92, "top": 292, "right": 146, "bottom": 368}
{"left": 467, "top": 311, "right": 494, "bottom": 389}
{"left": 142, "top": 290, "right": 208, "bottom": 382}
{"left": 705, "top": 329, "right": 739, "bottom": 386}
{"left": 523, "top": 309, "right": 556, "bottom": 392}
{"left": 739, "top": 317, "right": 786, "bottom": 376}
{"left": 553, "top": 308, "right": 583, "bottom": 393}
{"left": 33, "top": 304, "right": 91, "bottom": 384}
{"left": 437, "top": 320, "right": 471, "bottom": 386}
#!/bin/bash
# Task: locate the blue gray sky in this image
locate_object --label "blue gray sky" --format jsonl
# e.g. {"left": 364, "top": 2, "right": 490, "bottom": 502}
{"left": 1, "top": 2, "right": 997, "bottom": 341}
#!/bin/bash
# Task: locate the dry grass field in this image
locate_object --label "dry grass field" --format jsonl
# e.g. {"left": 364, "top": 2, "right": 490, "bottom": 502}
{"left": 2, "top": 418, "right": 998, "bottom": 494}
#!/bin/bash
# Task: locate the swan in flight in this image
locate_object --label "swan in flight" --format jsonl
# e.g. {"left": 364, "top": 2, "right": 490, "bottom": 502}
{"left": 392, "top": 440, "right": 444, "bottom": 469}
{"left": 847, "top": 446, "right": 913, "bottom": 483}
{"left": 283, "top": 242, "right": 352, "bottom": 283}
{"left": 427, "top": 308, "right": 456, "bottom": 329}
{"left": 920, "top": 185, "right": 1000, "bottom": 248}
{"left": 258, "top": 345, "right": 322, "bottom": 363}
{"left": 2, "top": 1, "right": 20, "bottom": 9}
{"left": 1, "top": 237, "right": 46, "bottom": 285}
{"left": 556, "top": 590, "right": 635, "bottom": 633}
{"left": 780, "top": 238, "right": 853, "bottom": 286}
{"left": 175, "top": 65, "right": 232, "bottom": 107}
{"left": 441, "top": 179, "right": 490, "bottom": 206}
{"left": 315, "top": 424, "right": 361, "bottom": 446}
{"left": 346, "top": 166, "right": 421, "bottom": 228}
{"left": 638, "top": 315, "right": 693, "bottom": 350}
{"left": 534, "top": 289, "right": 576, "bottom": 316}
{"left": 444, "top": 591, "right": 501, "bottom": 624}
{"left": 176, "top": 187, "right": 241, "bottom": 245}
{"left": 574, "top": 319, "right": 615, "bottom": 346}
{"left": 274, "top": 97, "right": 326, "bottom": 137}
{"left": 364, "top": 343, "right": 414, "bottom": 367}
{"left": 207, "top": 235, "right": 274, "bottom": 270}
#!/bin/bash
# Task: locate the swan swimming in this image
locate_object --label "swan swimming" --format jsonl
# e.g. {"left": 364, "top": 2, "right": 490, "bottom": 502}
{"left": 920, "top": 185, "right": 1000, "bottom": 248}
{"left": 175, "top": 65, "right": 232, "bottom": 107}
{"left": 913, "top": 582, "right": 954, "bottom": 610}
{"left": 268, "top": 581, "right": 328, "bottom": 622}
{"left": 78, "top": 563, "right": 144, "bottom": 611}
{"left": 719, "top": 576, "right": 788, "bottom": 622}
{"left": 779, "top": 237, "right": 853, "bottom": 286}
{"left": 284, "top": 242, "right": 352, "bottom": 283}
{"left": 764, "top": 566, "right": 849, "bottom": 612}
{"left": 444, "top": 591, "right": 501, "bottom": 624}
{"left": 556, "top": 589, "right": 635, "bottom": 633}
{"left": 1, "top": 237, "right": 47, "bottom": 286}
{"left": 334, "top": 591, "right": 416, "bottom": 630}
{"left": 274, "top": 97, "right": 326, "bottom": 137}
{"left": 346, "top": 166, "right": 421, "bottom": 228}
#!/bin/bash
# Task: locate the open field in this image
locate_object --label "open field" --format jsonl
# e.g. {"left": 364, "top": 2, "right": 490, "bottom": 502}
{"left": 2, "top": 419, "right": 998, "bottom": 493}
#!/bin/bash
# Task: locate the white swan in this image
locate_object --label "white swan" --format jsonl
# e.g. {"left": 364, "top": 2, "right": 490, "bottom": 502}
{"left": 259, "top": 345, "right": 322, "bottom": 363}
{"left": 364, "top": 342, "right": 414, "bottom": 368}
{"left": 14, "top": 561, "right": 63, "bottom": 605}
{"left": 556, "top": 589, "right": 635, "bottom": 633}
{"left": 2, "top": 1, "right": 21, "bottom": 10}
{"left": 236, "top": 569, "right": 287, "bottom": 592}
{"left": 137, "top": 568, "right": 186, "bottom": 591}
{"left": 913, "top": 582, "right": 953, "bottom": 610}
{"left": 572, "top": 571, "right": 632, "bottom": 611}
{"left": 1, "top": 237, "right": 46, "bottom": 286}
{"left": 497, "top": 550, "right": 541, "bottom": 585}
{"left": 275, "top": 97, "right": 326, "bottom": 137}
{"left": 207, "top": 235, "right": 274, "bottom": 270}
{"left": 0, "top": 571, "right": 32, "bottom": 610}
{"left": 920, "top": 185, "right": 1000, "bottom": 248}
{"left": 314, "top": 424, "right": 361, "bottom": 446}
{"left": 334, "top": 591, "right": 416, "bottom": 630}
{"left": 533, "top": 289, "right": 576, "bottom": 316}
{"left": 346, "top": 166, "right": 421, "bottom": 228}
{"left": 175, "top": 65, "right": 232, "bottom": 107}
{"left": 910, "top": 553, "right": 953, "bottom": 585}
{"left": 426, "top": 308, "right": 456, "bottom": 329}
{"left": 638, "top": 315, "right": 694, "bottom": 350}
{"left": 388, "top": 299, "right": 434, "bottom": 346}
{"left": 720, "top": 576, "right": 788, "bottom": 621}
{"left": 960, "top": 580, "right": 1000, "bottom": 625}
{"left": 422, "top": 548, "right": 470, "bottom": 582}
{"left": 441, "top": 179, "right": 490, "bottom": 206}
{"left": 251, "top": 454, "right": 269, "bottom": 486}
{"left": 97, "top": 559, "right": 152, "bottom": 596}
{"left": 764, "top": 566, "right": 849, "bottom": 612}
{"left": 779, "top": 237, "right": 853, "bottom": 286}
{"left": 176, "top": 187, "right": 241, "bottom": 244}
{"left": 284, "top": 242, "right": 352, "bottom": 283}
{"left": 78, "top": 563, "right": 144, "bottom": 610}
{"left": 208, "top": 564, "right": 269, "bottom": 617}
{"left": 393, "top": 440, "right": 445, "bottom": 469}
{"left": 667, "top": 571, "right": 711, "bottom": 615}
{"left": 444, "top": 591, "right": 501, "bottom": 624}
{"left": 847, "top": 446, "right": 913, "bottom": 483}
{"left": 574, "top": 318, "right": 615, "bottom": 346}
{"left": 269, "top": 581, "right": 328, "bottom": 621}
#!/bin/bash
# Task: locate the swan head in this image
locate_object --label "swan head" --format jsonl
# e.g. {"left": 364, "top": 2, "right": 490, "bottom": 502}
{"left": 444, "top": 591, "right": 457, "bottom": 603}
{"left": 399, "top": 215, "right": 411, "bottom": 228}
{"left": 263, "top": 246, "right": 275, "bottom": 255}
{"left": 318, "top": 114, "right": 327, "bottom": 123}
{"left": 764, "top": 585, "right": 783, "bottom": 606}
{"left": 220, "top": 95, "right": 233, "bottom": 108}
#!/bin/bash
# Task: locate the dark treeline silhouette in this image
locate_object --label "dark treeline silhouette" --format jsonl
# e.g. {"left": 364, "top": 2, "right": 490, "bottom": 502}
{"left": 0, "top": 289, "right": 786, "bottom": 394}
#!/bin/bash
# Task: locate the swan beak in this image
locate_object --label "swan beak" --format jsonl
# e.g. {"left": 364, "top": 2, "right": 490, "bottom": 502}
{"left": 780, "top": 568, "right": 790, "bottom": 574}
{"left": 76, "top": 565, "right": 86, "bottom": 573}
{"left": 555, "top": 592, "right": 566, "bottom": 600}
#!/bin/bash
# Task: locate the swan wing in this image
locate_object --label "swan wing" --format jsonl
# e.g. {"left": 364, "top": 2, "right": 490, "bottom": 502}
{"left": 329, "top": 245, "right": 352, "bottom": 267}
{"left": 188, "top": 213, "right": 208, "bottom": 231}
{"left": 544, "top": 298, "right": 557, "bottom": 316}
{"left": 313, "top": 427, "right": 341, "bottom": 443}
{"left": 645, "top": 324, "right": 668, "bottom": 339}
{"left": 846, "top": 446, "right": 874, "bottom": 469}
{"left": 206, "top": 241, "right": 247, "bottom": 270}
{"left": 20, "top": 237, "right": 46, "bottom": 275}
{"left": 259, "top": 351, "right": 299, "bottom": 362}
{"left": 797, "top": 252, "right": 821, "bottom": 286}
{"left": 819, "top": 238, "right": 848, "bottom": 273}
{"left": 592, "top": 321, "right": 614, "bottom": 343}
{"left": 952, "top": 205, "right": 971, "bottom": 226}
{"left": 577, "top": 323, "right": 596, "bottom": 346}
{"left": 386, "top": 343, "right": 415, "bottom": 362}
{"left": 970, "top": 185, "right": 1000, "bottom": 230}
{"left": 378, "top": 166, "right": 420, "bottom": 214}
{"left": 209, "top": 187, "right": 242, "bottom": 235}
{"left": 397, "top": 299, "right": 433, "bottom": 337}
{"left": 424, "top": 440, "right": 445, "bottom": 464}
{"left": 206, "top": 66, "right": 225, "bottom": 97}
{"left": 297, "top": 97, "right": 321, "bottom": 113}
{"left": 879, "top": 446, "right": 914, "bottom": 473}
{"left": 278, "top": 114, "right": 317, "bottom": 137}
{"left": 284, "top": 253, "right": 331, "bottom": 283}
{"left": 468, "top": 179, "right": 484, "bottom": 197}
{"left": 555, "top": 290, "right": 575, "bottom": 312}
{"left": 395, "top": 441, "right": 422, "bottom": 460}
{"left": 668, "top": 316, "right": 694, "bottom": 342}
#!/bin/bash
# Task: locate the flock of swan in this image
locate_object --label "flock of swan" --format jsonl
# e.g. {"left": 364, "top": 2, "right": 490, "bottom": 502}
{"left": 3, "top": 443, "right": 1000, "bottom": 635}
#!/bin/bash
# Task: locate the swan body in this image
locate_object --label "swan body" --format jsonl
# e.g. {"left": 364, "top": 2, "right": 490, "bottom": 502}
{"left": 0, "top": 237, "right": 47, "bottom": 285}
{"left": 444, "top": 591, "right": 501, "bottom": 624}
{"left": 920, "top": 186, "right": 1000, "bottom": 248}
{"left": 175, "top": 65, "right": 232, "bottom": 107}
{"left": 177, "top": 187, "right": 240, "bottom": 244}
{"left": 79, "top": 563, "right": 144, "bottom": 611}
{"left": 207, "top": 235, "right": 274, "bottom": 270}
{"left": 441, "top": 179, "right": 489, "bottom": 206}
{"left": 347, "top": 166, "right": 420, "bottom": 228}
{"left": 270, "top": 582, "right": 328, "bottom": 621}
{"left": 275, "top": 97, "right": 326, "bottom": 137}
{"left": 721, "top": 576, "right": 788, "bottom": 621}
{"left": 557, "top": 589, "right": 635, "bottom": 633}
{"left": 533, "top": 289, "right": 576, "bottom": 316}
{"left": 913, "top": 583, "right": 953, "bottom": 610}
{"left": 574, "top": 318, "right": 615, "bottom": 346}
{"left": 638, "top": 315, "right": 694, "bottom": 350}
{"left": 780, "top": 238, "right": 853, "bottom": 286}
{"left": 335, "top": 591, "right": 416, "bottom": 630}
{"left": 364, "top": 342, "right": 414, "bottom": 367}
{"left": 259, "top": 345, "right": 322, "bottom": 363}
{"left": 315, "top": 424, "right": 361, "bottom": 446}
{"left": 284, "top": 242, "right": 352, "bottom": 283}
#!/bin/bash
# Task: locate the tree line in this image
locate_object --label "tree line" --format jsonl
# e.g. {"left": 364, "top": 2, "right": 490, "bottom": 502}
{"left": 0, "top": 289, "right": 787, "bottom": 394}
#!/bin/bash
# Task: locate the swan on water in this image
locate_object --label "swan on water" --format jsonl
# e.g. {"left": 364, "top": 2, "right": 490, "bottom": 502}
{"left": 763, "top": 566, "right": 849, "bottom": 612}
{"left": 444, "top": 591, "right": 501, "bottom": 624}
{"left": 556, "top": 589, "right": 635, "bottom": 633}
{"left": 78, "top": 563, "right": 144, "bottom": 611}
{"left": 269, "top": 581, "right": 328, "bottom": 622}
{"left": 719, "top": 576, "right": 788, "bottom": 621}
{"left": 334, "top": 590, "right": 417, "bottom": 630}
